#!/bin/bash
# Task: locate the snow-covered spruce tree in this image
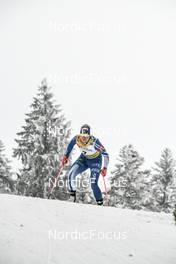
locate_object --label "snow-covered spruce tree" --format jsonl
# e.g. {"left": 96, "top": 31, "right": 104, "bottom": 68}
{"left": 152, "top": 148, "right": 176, "bottom": 212}
{"left": 137, "top": 169, "right": 157, "bottom": 211}
{"left": 13, "top": 79, "right": 71, "bottom": 198}
{"left": 0, "top": 140, "right": 14, "bottom": 193}
{"left": 110, "top": 144, "right": 147, "bottom": 210}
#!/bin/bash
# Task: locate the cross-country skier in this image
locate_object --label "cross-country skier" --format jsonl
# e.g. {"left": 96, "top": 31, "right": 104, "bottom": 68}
{"left": 62, "top": 124, "right": 109, "bottom": 205}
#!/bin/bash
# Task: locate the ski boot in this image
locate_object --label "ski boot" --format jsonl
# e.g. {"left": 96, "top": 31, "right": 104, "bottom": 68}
{"left": 96, "top": 198, "right": 103, "bottom": 206}
{"left": 68, "top": 191, "right": 76, "bottom": 203}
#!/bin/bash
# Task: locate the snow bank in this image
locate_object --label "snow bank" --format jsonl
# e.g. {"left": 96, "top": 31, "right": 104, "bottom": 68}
{"left": 0, "top": 194, "right": 176, "bottom": 264}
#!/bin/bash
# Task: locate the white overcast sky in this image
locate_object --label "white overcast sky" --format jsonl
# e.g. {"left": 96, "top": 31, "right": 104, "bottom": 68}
{"left": 0, "top": 0, "right": 176, "bottom": 172}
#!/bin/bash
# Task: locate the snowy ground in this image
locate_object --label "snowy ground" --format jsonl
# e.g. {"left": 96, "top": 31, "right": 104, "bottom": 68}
{"left": 0, "top": 194, "right": 176, "bottom": 264}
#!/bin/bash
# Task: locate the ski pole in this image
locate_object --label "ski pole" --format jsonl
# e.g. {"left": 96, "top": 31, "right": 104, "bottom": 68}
{"left": 48, "top": 163, "right": 65, "bottom": 199}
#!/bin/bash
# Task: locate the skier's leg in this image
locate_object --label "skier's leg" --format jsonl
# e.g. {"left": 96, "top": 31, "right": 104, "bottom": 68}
{"left": 90, "top": 169, "right": 103, "bottom": 204}
{"left": 68, "top": 157, "right": 87, "bottom": 193}
{"left": 89, "top": 157, "right": 103, "bottom": 204}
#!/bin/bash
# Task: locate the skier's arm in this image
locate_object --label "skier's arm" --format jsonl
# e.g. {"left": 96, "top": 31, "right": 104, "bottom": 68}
{"left": 94, "top": 138, "right": 109, "bottom": 168}
{"left": 64, "top": 136, "right": 77, "bottom": 158}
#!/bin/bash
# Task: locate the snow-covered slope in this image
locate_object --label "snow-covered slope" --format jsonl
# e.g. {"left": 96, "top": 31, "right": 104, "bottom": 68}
{"left": 0, "top": 194, "right": 176, "bottom": 264}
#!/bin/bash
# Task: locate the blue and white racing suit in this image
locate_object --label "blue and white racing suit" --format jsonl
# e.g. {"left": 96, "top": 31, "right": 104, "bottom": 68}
{"left": 65, "top": 135, "right": 109, "bottom": 201}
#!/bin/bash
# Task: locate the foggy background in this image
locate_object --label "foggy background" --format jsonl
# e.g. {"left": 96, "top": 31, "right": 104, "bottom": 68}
{"left": 0, "top": 0, "right": 176, "bottom": 172}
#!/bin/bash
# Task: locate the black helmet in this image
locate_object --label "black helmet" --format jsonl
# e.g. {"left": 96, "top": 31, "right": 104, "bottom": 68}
{"left": 80, "top": 124, "right": 91, "bottom": 135}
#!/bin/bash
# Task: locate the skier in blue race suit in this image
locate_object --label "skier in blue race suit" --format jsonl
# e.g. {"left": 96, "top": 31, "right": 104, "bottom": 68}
{"left": 62, "top": 124, "right": 109, "bottom": 205}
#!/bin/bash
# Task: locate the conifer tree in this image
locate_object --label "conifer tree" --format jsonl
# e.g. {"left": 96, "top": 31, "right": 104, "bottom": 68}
{"left": 13, "top": 79, "right": 71, "bottom": 198}
{"left": 0, "top": 140, "right": 14, "bottom": 193}
{"left": 110, "top": 144, "right": 145, "bottom": 209}
{"left": 152, "top": 148, "right": 176, "bottom": 212}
